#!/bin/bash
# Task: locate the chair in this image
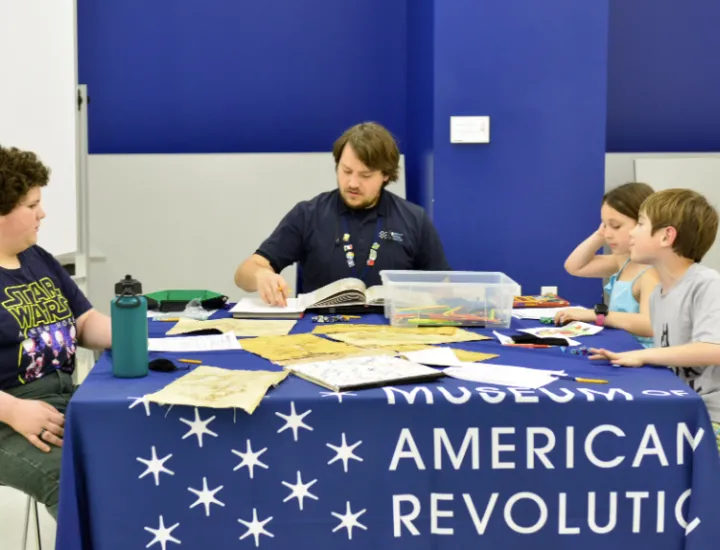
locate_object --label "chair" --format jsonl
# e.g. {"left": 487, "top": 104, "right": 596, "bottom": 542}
{"left": 21, "top": 494, "right": 42, "bottom": 550}
{"left": 0, "top": 485, "right": 42, "bottom": 550}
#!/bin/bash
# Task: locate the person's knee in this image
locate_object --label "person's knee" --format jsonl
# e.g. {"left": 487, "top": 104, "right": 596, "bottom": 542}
{"left": 37, "top": 451, "right": 61, "bottom": 515}
{"left": 14, "top": 447, "right": 61, "bottom": 516}
{"left": 41, "top": 474, "right": 60, "bottom": 520}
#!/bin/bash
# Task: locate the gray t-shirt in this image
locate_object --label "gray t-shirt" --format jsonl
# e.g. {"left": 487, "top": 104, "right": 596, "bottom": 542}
{"left": 650, "top": 263, "right": 720, "bottom": 422}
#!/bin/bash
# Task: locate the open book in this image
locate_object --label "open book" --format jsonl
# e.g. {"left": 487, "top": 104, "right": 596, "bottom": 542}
{"left": 300, "top": 277, "right": 384, "bottom": 308}
{"left": 230, "top": 278, "right": 384, "bottom": 319}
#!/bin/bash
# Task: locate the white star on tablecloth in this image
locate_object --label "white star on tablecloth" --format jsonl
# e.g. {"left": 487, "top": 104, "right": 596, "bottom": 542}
{"left": 281, "top": 471, "right": 318, "bottom": 511}
{"left": 128, "top": 395, "right": 152, "bottom": 416}
{"left": 327, "top": 433, "right": 363, "bottom": 472}
{"left": 275, "top": 401, "right": 313, "bottom": 442}
{"left": 137, "top": 446, "right": 175, "bottom": 486}
{"left": 180, "top": 407, "right": 218, "bottom": 448}
{"left": 331, "top": 501, "right": 367, "bottom": 540}
{"left": 319, "top": 390, "right": 356, "bottom": 403}
{"left": 238, "top": 508, "right": 274, "bottom": 547}
{"left": 144, "top": 515, "right": 180, "bottom": 550}
{"left": 231, "top": 439, "right": 269, "bottom": 479}
{"left": 188, "top": 477, "right": 225, "bottom": 517}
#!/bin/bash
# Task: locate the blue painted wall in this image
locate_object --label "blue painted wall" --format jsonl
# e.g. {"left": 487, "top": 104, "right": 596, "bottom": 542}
{"left": 428, "top": 0, "right": 608, "bottom": 305}
{"left": 78, "top": 0, "right": 720, "bottom": 157}
{"left": 77, "top": 0, "right": 720, "bottom": 303}
{"left": 77, "top": 0, "right": 407, "bottom": 154}
{"left": 607, "top": 0, "right": 720, "bottom": 152}
{"left": 404, "top": 0, "right": 434, "bottom": 210}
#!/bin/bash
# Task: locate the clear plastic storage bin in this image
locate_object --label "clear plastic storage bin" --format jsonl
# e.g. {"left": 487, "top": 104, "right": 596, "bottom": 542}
{"left": 380, "top": 271, "right": 521, "bottom": 328}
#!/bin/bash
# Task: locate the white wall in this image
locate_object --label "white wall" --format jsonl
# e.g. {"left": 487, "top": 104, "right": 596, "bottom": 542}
{"left": 0, "top": 0, "right": 79, "bottom": 256}
{"left": 606, "top": 152, "right": 720, "bottom": 273}
{"left": 86, "top": 153, "right": 406, "bottom": 317}
{"left": 635, "top": 157, "right": 720, "bottom": 273}
{"left": 605, "top": 152, "right": 720, "bottom": 191}
{"left": 85, "top": 151, "right": 720, "bottom": 323}
{"left": 0, "top": 4, "right": 77, "bottom": 548}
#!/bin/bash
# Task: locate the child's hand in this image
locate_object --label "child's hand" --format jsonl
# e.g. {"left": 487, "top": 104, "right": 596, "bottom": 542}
{"left": 554, "top": 307, "right": 596, "bottom": 325}
{"left": 596, "top": 222, "right": 606, "bottom": 239}
{"left": 589, "top": 348, "right": 645, "bottom": 367}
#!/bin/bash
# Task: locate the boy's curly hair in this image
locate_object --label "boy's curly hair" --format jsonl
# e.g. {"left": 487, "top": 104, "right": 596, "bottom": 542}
{"left": 0, "top": 145, "right": 50, "bottom": 215}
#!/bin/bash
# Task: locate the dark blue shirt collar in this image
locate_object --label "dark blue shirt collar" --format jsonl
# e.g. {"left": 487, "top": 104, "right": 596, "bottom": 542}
{"left": 335, "top": 188, "right": 389, "bottom": 217}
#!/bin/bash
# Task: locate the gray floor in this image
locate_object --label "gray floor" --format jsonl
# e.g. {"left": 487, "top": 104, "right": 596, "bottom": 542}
{"left": 0, "top": 486, "right": 56, "bottom": 549}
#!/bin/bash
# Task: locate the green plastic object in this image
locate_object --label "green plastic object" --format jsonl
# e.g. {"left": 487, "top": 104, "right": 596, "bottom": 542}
{"left": 144, "top": 289, "right": 228, "bottom": 312}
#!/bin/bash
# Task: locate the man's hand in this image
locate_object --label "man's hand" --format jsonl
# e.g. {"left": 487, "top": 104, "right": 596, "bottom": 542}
{"left": 255, "top": 269, "right": 290, "bottom": 307}
{"left": 554, "top": 307, "right": 596, "bottom": 326}
{"left": 6, "top": 397, "right": 65, "bottom": 452}
{"left": 588, "top": 348, "right": 645, "bottom": 367}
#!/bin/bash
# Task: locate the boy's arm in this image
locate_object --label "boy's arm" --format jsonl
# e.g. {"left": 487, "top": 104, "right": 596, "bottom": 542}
{"left": 594, "top": 343, "right": 720, "bottom": 368}
{"left": 591, "top": 275, "right": 720, "bottom": 367}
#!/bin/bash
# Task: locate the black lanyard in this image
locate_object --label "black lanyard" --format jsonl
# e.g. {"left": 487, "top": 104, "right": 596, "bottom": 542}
{"left": 341, "top": 215, "right": 383, "bottom": 282}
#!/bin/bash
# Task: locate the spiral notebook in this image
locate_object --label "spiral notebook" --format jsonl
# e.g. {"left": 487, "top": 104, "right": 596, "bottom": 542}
{"left": 284, "top": 355, "right": 443, "bottom": 391}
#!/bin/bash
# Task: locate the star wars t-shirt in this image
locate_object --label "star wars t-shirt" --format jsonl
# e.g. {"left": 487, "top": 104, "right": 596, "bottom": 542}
{"left": 0, "top": 245, "right": 92, "bottom": 390}
{"left": 650, "top": 263, "right": 720, "bottom": 422}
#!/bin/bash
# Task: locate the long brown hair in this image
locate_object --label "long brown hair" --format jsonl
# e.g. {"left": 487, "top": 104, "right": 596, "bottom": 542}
{"left": 603, "top": 182, "right": 654, "bottom": 221}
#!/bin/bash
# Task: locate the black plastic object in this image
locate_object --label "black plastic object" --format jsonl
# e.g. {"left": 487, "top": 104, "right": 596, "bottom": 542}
{"left": 144, "top": 290, "right": 229, "bottom": 312}
{"left": 148, "top": 359, "right": 190, "bottom": 373}
{"left": 115, "top": 274, "right": 142, "bottom": 296}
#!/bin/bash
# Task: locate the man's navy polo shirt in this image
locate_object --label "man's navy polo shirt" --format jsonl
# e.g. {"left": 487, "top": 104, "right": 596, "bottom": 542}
{"left": 255, "top": 189, "right": 450, "bottom": 292}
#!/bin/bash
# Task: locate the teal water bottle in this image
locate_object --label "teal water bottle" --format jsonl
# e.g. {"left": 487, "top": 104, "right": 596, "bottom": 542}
{"left": 111, "top": 275, "right": 149, "bottom": 378}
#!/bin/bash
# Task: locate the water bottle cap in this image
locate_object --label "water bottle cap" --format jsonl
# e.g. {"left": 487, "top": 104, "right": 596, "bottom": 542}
{"left": 115, "top": 274, "right": 143, "bottom": 296}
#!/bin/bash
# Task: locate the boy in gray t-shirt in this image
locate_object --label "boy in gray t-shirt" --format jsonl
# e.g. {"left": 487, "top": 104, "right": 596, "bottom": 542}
{"left": 589, "top": 188, "right": 720, "bottom": 451}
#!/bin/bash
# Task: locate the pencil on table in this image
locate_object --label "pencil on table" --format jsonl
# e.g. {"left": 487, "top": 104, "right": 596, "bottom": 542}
{"left": 178, "top": 359, "right": 202, "bottom": 365}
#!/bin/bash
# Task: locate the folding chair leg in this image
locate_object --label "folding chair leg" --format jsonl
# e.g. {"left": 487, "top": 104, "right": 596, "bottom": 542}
{"left": 21, "top": 495, "right": 30, "bottom": 550}
{"left": 33, "top": 498, "right": 42, "bottom": 550}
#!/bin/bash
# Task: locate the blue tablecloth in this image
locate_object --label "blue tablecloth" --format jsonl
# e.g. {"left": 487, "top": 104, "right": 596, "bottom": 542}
{"left": 57, "top": 312, "right": 720, "bottom": 550}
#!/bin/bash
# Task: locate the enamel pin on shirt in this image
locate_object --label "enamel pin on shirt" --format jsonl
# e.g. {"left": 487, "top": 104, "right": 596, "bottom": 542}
{"left": 341, "top": 217, "right": 383, "bottom": 276}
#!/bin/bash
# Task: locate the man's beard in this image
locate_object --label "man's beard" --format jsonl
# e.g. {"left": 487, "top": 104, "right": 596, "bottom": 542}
{"left": 339, "top": 189, "right": 382, "bottom": 210}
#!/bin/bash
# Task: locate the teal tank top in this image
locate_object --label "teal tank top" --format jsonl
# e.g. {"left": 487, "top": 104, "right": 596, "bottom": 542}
{"left": 604, "top": 258, "right": 653, "bottom": 348}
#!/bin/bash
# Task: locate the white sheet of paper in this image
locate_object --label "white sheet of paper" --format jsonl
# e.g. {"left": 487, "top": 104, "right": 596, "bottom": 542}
{"left": 229, "top": 298, "right": 305, "bottom": 315}
{"left": 456, "top": 362, "right": 566, "bottom": 376}
{"left": 148, "top": 332, "right": 242, "bottom": 352}
{"left": 400, "top": 347, "right": 463, "bottom": 367}
{"left": 519, "top": 322, "right": 603, "bottom": 339}
{"left": 443, "top": 363, "right": 559, "bottom": 388}
{"left": 512, "top": 307, "right": 587, "bottom": 320}
{"left": 492, "top": 330, "right": 515, "bottom": 345}
{"left": 147, "top": 310, "right": 218, "bottom": 320}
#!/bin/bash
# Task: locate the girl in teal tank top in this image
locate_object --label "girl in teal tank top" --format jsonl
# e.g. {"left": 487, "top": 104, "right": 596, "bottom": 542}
{"left": 556, "top": 182, "right": 659, "bottom": 346}
{"left": 604, "top": 258, "right": 654, "bottom": 347}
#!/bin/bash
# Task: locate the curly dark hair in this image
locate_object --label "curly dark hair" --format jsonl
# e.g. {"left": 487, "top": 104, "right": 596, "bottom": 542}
{"left": 0, "top": 145, "right": 50, "bottom": 215}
